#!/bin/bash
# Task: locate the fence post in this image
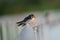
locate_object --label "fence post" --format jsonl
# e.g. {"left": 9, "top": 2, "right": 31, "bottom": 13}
{"left": 1, "top": 21, "right": 8, "bottom": 40}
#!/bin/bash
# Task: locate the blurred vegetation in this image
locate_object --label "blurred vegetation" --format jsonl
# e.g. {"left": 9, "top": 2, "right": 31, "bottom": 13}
{"left": 0, "top": 0, "right": 60, "bottom": 16}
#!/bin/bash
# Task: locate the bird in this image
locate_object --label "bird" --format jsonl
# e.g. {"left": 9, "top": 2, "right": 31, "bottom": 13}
{"left": 16, "top": 14, "right": 35, "bottom": 26}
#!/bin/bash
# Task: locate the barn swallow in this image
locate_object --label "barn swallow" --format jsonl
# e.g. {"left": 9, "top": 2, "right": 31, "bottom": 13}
{"left": 16, "top": 14, "right": 35, "bottom": 26}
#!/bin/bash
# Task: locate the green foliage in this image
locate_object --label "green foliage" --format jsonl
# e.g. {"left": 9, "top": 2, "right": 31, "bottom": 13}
{"left": 0, "top": 0, "right": 60, "bottom": 16}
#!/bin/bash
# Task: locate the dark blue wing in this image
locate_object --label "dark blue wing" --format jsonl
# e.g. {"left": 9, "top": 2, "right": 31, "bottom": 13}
{"left": 23, "top": 15, "right": 31, "bottom": 22}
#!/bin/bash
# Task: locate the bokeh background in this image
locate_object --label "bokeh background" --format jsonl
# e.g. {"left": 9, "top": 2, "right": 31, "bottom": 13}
{"left": 0, "top": 0, "right": 60, "bottom": 16}
{"left": 0, "top": 0, "right": 60, "bottom": 40}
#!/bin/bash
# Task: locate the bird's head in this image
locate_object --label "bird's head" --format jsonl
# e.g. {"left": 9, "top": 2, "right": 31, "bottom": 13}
{"left": 28, "top": 14, "right": 36, "bottom": 24}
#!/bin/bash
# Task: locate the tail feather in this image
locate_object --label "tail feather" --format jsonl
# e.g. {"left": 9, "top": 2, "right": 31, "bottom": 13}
{"left": 16, "top": 21, "right": 22, "bottom": 24}
{"left": 16, "top": 21, "right": 26, "bottom": 26}
{"left": 17, "top": 23, "right": 22, "bottom": 26}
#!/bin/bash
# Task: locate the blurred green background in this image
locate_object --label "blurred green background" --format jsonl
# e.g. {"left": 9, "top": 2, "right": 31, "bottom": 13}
{"left": 0, "top": 0, "right": 60, "bottom": 16}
